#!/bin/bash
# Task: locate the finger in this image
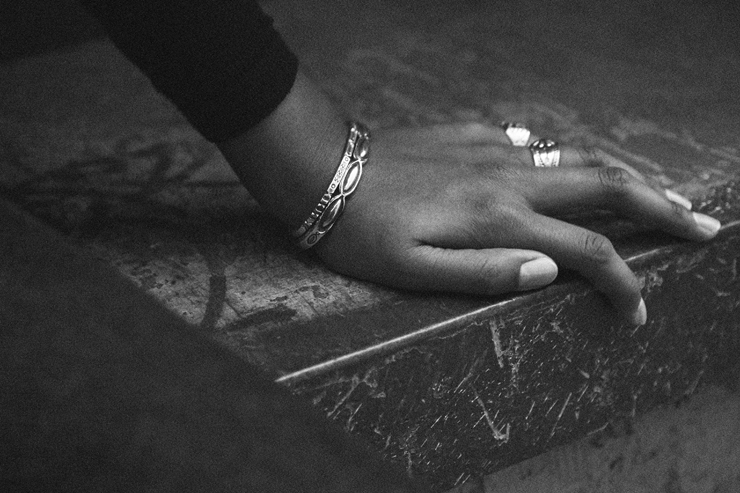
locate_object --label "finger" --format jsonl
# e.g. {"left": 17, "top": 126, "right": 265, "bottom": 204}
{"left": 496, "top": 144, "right": 645, "bottom": 179}
{"left": 414, "top": 122, "right": 539, "bottom": 147}
{"left": 560, "top": 146, "right": 644, "bottom": 177}
{"left": 381, "top": 123, "right": 505, "bottom": 147}
{"left": 535, "top": 146, "right": 693, "bottom": 209}
{"left": 664, "top": 189, "right": 694, "bottom": 210}
{"left": 401, "top": 246, "right": 558, "bottom": 295}
{"left": 502, "top": 211, "right": 647, "bottom": 324}
{"left": 557, "top": 146, "right": 691, "bottom": 205}
{"left": 523, "top": 166, "right": 720, "bottom": 241}
{"left": 545, "top": 146, "right": 694, "bottom": 209}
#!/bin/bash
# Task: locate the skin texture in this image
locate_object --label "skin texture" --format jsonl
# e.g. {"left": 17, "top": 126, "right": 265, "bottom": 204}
{"left": 219, "top": 69, "right": 720, "bottom": 326}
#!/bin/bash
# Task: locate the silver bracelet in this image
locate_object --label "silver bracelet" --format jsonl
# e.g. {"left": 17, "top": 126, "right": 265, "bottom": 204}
{"left": 294, "top": 122, "right": 370, "bottom": 250}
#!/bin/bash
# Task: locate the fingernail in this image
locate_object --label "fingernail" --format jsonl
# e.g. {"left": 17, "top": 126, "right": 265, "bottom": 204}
{"left": 629, "top": 298, "right": 647, "bottom": 326}
{"left": 665, "top": 190, "right": 692, "bottom": 210}
{"left": 518, "top": 257, "right": 558, "bottom": 290}
{"left": 693, "top": 212, "right": 721, "bottom": 237}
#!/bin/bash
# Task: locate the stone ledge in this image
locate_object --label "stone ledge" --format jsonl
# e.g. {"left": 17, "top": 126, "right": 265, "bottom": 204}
{"left": 1, "top": 0, "right": 739, "bottom": 490}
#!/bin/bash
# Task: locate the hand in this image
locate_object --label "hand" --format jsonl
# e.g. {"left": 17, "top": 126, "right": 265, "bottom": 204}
{"left": 315, "top": 123, "right": 720, "bottom": 324}
{"left": 219, "top": 71, "right": 720, "bottom": 325}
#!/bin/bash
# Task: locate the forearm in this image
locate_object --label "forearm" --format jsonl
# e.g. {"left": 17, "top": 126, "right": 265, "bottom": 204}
{"left": 80, "top": 0, "right": 345, "bottom": 228}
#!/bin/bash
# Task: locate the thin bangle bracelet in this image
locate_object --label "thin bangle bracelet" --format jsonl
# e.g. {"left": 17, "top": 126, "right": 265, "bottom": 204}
{"left": 291, "top": 123, "right": 362, "bottom": 238}
{"left": 294, "top": 122, "right": 370, "bottom": 250}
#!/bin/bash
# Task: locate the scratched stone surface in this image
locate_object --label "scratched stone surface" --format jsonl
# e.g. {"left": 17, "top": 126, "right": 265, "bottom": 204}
{"left": 1, "top": 0, "right": 739, "bottom": 490}
{"left": 467, "top": 384, "right": 740, "bottom": 492}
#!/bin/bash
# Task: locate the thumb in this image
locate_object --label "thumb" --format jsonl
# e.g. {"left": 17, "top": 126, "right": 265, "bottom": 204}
{"left": 405, "top": 246, "right": 558, "bottom": 295}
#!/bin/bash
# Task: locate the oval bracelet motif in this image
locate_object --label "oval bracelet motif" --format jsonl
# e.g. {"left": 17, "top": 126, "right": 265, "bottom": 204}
{"left": 295, "top": 122, "right": 370, "bottom": 250}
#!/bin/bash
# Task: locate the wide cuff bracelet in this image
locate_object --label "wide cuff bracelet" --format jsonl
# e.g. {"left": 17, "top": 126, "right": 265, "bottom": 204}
{"left": 293, "top": 122, "right": 370, "bottom": 250}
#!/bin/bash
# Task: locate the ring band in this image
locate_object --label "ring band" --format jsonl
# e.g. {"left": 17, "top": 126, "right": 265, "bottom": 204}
{"left": 529, "top": 138, "right": 560, "bottom": 167}
{"left": 501, "top": 122, "right": 531, "bottom": 147}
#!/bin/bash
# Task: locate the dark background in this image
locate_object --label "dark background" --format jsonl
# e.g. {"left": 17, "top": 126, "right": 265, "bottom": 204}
{"left": 0, "top": 0, "right": 103, "bottom": 62}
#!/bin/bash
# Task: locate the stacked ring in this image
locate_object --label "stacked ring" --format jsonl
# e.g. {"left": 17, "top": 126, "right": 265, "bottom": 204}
{"left": 501, "top": 122, "right": 531, "bottom": 147}
{"left": 529, "top": 138, "right": 560, "bottom": 167}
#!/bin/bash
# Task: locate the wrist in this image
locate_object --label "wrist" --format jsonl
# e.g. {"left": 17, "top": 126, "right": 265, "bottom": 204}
{"left": 217, "top": 69, "right": 347, "bottom": 229}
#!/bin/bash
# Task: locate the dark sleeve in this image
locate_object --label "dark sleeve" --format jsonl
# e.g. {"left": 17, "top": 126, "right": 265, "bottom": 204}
{"left": 79, "top": 0, "right": 298, "bottom": 142}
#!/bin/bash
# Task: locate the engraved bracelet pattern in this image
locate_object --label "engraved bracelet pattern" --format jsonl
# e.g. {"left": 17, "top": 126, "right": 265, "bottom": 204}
{"left": 295, "top": 122, "right": 370, "bottom": 250}
{"left": 292, "top": 123, "right": 363, "bottom": 238}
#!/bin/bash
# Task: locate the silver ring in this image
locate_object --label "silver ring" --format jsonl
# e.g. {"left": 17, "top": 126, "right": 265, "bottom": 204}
{"left": 529, "top": 138, "right": 560, "bottom": 167}
{"left": 501, "top": 122, "right": 531, "bottom": 147}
